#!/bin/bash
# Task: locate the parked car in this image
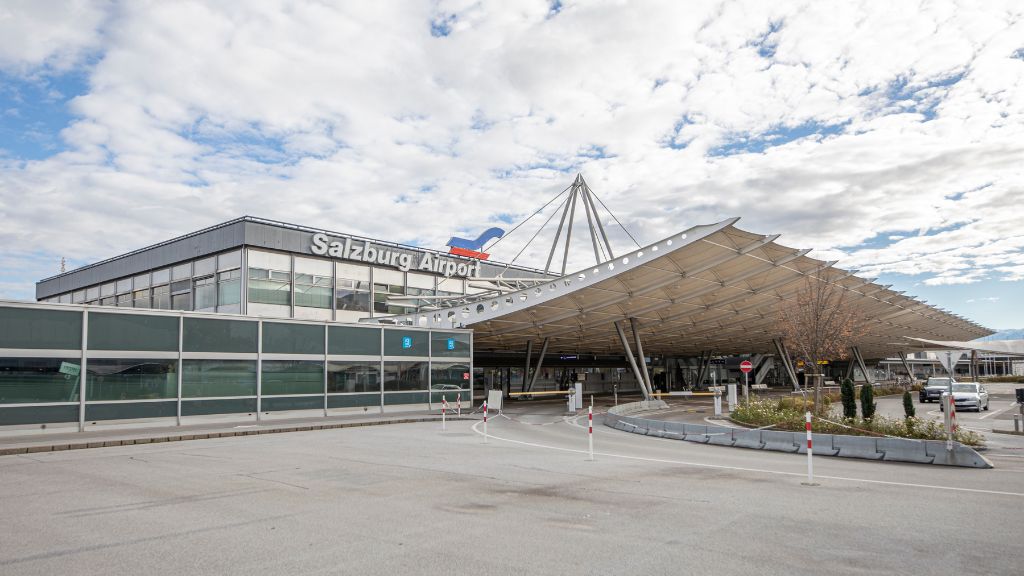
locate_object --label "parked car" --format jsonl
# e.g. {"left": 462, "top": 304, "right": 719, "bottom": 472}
{"left": 919, "top": 377, "right": 953, "bottom": 403}
{"left": 939, "top": 382, "right": 990, "bottom": 412}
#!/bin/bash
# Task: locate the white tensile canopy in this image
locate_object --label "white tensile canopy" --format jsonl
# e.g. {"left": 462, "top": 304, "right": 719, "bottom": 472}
{"left": 392, "top": 218, "right": 991, "bottom": 359}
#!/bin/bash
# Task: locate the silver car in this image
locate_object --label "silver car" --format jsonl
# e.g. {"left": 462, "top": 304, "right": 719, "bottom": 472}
{"left": 940, "top": 382, "right": 990, "bottom": 412}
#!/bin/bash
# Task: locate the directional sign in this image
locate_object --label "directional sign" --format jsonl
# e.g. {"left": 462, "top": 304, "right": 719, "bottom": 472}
{"left": 739, "top": 360, "right": 753, "bottom": 374}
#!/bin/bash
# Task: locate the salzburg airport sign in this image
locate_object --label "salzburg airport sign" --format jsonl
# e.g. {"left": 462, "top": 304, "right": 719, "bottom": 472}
{"left": 310, "top": 233, "right": 481, "bottom": 278}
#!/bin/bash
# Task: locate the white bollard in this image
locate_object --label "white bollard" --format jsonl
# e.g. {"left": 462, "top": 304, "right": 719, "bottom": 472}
{"left": 588, "top": 404, "right": 594, "bottom": 462}
{"left": 457, "top": 392, "right": 462, "bottom": 417}
{"left": 483, "top": 400, "right": 488, "bottom": 444}
{"left": 803, "top": 411, "right": 817, "bottom": 486}
{"left": 713, "top": 390, "right": 722, "bottom": 416}
{"left": 727, "top": 384, "right": 737, "bottom": 411}
{"left": 442, "top": 397, "right": 447, "bottom": 432}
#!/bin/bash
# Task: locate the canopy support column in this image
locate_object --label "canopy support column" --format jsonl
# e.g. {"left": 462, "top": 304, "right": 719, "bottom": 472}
{"left": 614, "top": 321, "right": 651, "bottom": 400}
{"left": 695, "top": 351, "right": 712, "bottom": 389}
{"left": 629, "top": 318, "right": 654, "bottom": 395}
{"left": 523, "top": 340, "right": 534, "bottom": 393}
{"left": 851, "top": 346, "right": 874, "bottom": 385}
{"left": 772, "top": 338, "right": 800, "bottom": 391}
{"left": 525, "top": 338, "right": 550, "bottom": 393}
{"left": 897, "top": 351, "right": 915, "bottom": 383}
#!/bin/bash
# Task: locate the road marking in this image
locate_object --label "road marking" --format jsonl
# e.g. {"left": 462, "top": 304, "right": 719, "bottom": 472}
{"left": 980, "top": 403, "right": 1018, "bottom": 420}
{"left": 469, "top": 421, "right": 1024, "bottom": 498}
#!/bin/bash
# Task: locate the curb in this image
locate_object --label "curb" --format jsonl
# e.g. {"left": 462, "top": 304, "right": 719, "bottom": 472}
{"left": 0, "top": 416, "right": 458, "bottom": 457}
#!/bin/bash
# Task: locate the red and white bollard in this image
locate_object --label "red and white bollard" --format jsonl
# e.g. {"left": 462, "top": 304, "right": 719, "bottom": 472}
{"left": 803, "top": 411, "right": 816, "bottom": 486}
{"left": 587, "top": 404, "right": 594, "bottom": 461}
{"left": 483, "top": 400, "right": 488, "bottom": 444}
{"left": 441, "top": 397, "right": 448, "bottom": 432}
{"left": 456, "top": 392, "right": 462, "bottom": 417}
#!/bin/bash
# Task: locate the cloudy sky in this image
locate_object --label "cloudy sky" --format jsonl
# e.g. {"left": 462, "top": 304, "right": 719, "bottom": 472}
{"left": 1, "top": 0, "right": 1022, "bottom": 329}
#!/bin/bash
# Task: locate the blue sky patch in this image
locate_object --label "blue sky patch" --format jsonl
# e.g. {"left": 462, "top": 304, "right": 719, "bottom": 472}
{"left": 0, "top": 71, "right": 89, "bottom": 160}
{"left": 431, "top": 13, "right": 456, "bottom": 37}
{"left": 708, "top": 119, "right": 846, "bottom": 157}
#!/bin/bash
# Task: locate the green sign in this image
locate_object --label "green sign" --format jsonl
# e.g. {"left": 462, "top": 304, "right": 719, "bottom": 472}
{"left": 59, "top": 361, "right": 81, "bottom": 377}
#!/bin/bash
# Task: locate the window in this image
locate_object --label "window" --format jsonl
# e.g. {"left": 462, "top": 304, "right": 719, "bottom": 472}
{"left": 171, "top": 293, "right": 191, "bottom": 311}
{"left": 182, "top": 360, "right": 257, "bottom": 397}
{"left": 183, "top": 317, "right": 257, "bottom": 353}
{"left": 0, "top": 357, "right": 81, "bottom": 403}
{"left": 248, "top": 268, "right": 291, "bottom": 305}
{"left": 86, "top": 358, "right": 177, "bottom": 400}
{"left": 193, "top": 257, "right": 215, "bottom": 277}
{"left": 152, "top": 268, "right": 170, "bottom": 285}
{"left": 328, "top": 326, "right": 381, "bottom": 355}
{"left": 373, "top": 267, "right": 409, "bottom": 315}
{"left": 116, "top": 293, "right": 132, "bottom": 307}
{"left": 383, "top": 330, "right": 428, "bottom": 356}
{"left": 430, "top": 362, "right": 471, "bottom": 393}
{"left": 88, "top": 312, "right": 178, "bottom": 351}
{"left": 383, "top": 361, "right": 428, "bottom": 391}
{"left": 261, "top": 360, "right": 324, "bottom": 395}
{"left": 116, "top": 278, "right": 132, "bottom": 294}
{"left": 58, "top": 293, "right": 71, "bottom": 304}
{"left": 133, "top": 273, "right": 150, "bottom": 289}
{"left": 217, "top": 269, "right": 241, "bottom": 307}
{"left": 133, "top": 289, "right": 150, "bottom": 308}
{"left": 431, "top": 332, "right": 471, "bottom": 357}
{"left": 262, "top": 322, "right": 324, "bottom": 355}
{"left": 86, "top": 286, "right": 100, "bottom": 301}
{"left": 194, "top": 276, "right": 216, "bottom": 311}
{"left": 152, "top": 284, "right": 170, "bottom": 310}
{"left": 100, "top": 297, "right": 116, "bottom": 306}
{"left": 172, "top": 263, "right": 192, "bottom": 281}
{"left": 336, "top": 279, "right": 370, "bottom": 312}
{"left": 100, "top": 283, "right": 116, "bottom": 297}
{"left": 327, "top": 361, "right": 380, "bottom": 393}
{"left": 294, "top": 256, "right": 332, "bottom": 309}
{"left": 72, "top": 290, "right": 86, "bottom": 303}
{"left": 0, "top": 307, "right": 81, "bottom": 349}
{"left": 218, "top": 250, "right": 242, "bottom": 271}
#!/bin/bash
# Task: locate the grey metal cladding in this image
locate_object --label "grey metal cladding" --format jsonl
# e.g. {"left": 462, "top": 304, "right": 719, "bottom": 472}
{"left": 36, "top": 220, "right": 247, "bottom": 299}
{"left": 36, "top": 216, "right": 552, "bottom": 299}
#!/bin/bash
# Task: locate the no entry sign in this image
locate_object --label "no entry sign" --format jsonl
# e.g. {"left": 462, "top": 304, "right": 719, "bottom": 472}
{"left": 739, "top": 360, "right": 753, "bottom": 373}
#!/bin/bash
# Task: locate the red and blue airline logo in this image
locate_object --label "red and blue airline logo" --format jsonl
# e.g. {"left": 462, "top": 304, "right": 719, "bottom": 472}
{"left": 446, "top": 227, "right": 505, "bottom": 260}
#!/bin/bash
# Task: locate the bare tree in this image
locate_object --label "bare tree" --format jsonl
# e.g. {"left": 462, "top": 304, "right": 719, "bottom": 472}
{"left": 778, "top": 274, "right": 868, "bottom": 412}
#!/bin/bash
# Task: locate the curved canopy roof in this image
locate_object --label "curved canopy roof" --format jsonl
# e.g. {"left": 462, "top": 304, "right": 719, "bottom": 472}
{"left": 904, "top": 337, "right": 1024, "bottom": 357}
{"left": 395, "top": 218, "right": 992, "bottom": 359}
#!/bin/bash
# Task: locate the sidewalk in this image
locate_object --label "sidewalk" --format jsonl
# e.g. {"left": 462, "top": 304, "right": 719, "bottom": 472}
{"left": 0, "top": 410, "right": 468, "bottom": 456}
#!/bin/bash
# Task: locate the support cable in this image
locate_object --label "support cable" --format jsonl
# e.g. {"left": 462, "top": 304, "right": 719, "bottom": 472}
{"left": 483, "top": 184, "right": 572, "bottom": 252}
{"left": 587, "top": 187, "right": 642, "bottom": 249}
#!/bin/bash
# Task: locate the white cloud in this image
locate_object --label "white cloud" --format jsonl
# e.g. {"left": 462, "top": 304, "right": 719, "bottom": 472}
{"left": 1, "top": 0, "right": 1024, "bottom": 299}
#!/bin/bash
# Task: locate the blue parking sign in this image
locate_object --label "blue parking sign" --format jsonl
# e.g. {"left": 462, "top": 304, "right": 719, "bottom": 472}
{"left": 446, "top": 338, "right": 455, "bottom": 350}
{"left": 402, "top": 336, "right": 412, "bottom": 349}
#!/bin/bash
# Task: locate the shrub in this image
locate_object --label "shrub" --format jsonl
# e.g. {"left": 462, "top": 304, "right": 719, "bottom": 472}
{"left": 840, "top": 378, "right": 857, "bottom": 419}
{"left": 730, "top": 400, "right": 983, "bottom": 446}
{"left": 860, "top": 383, "right": 876, "bottom": 420}
{"left": 902, "top": 390, "right": 915, "bottom": 418}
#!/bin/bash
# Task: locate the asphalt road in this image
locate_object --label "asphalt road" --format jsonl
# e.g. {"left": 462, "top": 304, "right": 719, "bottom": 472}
{"left": 2, "top": 400, "right": 1023, "bottom": 576}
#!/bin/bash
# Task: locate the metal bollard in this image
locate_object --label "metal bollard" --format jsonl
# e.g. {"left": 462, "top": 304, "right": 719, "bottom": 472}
{"left": 1015, "top": 414, "right": 1021, "bottom": 433}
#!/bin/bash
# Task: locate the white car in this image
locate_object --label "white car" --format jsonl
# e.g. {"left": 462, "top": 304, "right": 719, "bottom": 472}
{"left": 939, "top": 382, "right": 990, "bottom": 412}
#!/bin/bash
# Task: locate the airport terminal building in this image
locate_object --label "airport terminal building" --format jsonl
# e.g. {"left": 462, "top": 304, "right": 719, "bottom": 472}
{"left": 5, "top": 194, "right": 995, "bottom": 432}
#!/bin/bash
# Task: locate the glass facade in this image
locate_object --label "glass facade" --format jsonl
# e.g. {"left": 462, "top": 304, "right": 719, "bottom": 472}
{"left": 0, "top": 302, "right": 471, "bottom": 428}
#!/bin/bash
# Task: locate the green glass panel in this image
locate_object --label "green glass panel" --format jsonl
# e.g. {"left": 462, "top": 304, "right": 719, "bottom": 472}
{"left": 430, "top": 362, "right": 471, "bottom": 391}
{"left": 327, "top": 361, "right": 380, "bottom": 393}
{"left": 430, "top": 332, "right": 471, "bottom": 358}
{"left": 183, "top": 317, "right": 258, "bottom": 353}
{"left": 261, "top": 360, "right": 323, "bottom": 395}
{"left": 85, "top": 401, "right": 176, "bottom": 421}
{"left": 181, "top": 398, "right": 256, "bottom": 416}
{"left": 182, "top": 360, "right": 257, "bottom": 397}
{"left": 0, "top": 357, "right": 81, "bottom": 403}
{"left": 0, "top": 307, "right": 81, "bottom": 350}
{"left": 383, "top": 330, "right": 428, "bottom": 356}
{"left": 86, "top": 358, "right": 178, "bottom": 400}
{"left": 327, "top": 326, "right": 381, "bottom": 356}
{"left": 383, "top": 391, "right": 429, "bottom": 405}
{"left": 87, "top": 313, "right": 178, "bottom": 352}
{"left": 0, "top": 405, "right": 78, "bottom": 425}
{"left": 262, "top": 322, "right": 325, "bottom": 355}
{"left": 262, "top": 396, "right": 324, "bottom": 411}
{"left": 383, "top": 361, "right": 428, "bottom": 391}
{"left": 326, "top": 393, "right": 380, "bottom": 408}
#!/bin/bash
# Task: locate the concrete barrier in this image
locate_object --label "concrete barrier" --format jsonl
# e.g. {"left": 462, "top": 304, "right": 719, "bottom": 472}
{"left": 732, "top": 429, "right": 765, "bottom": 450}
{"left": 833, "top": 436, "right": 883, "bottom": 460}
{"left": 761, "top": 430, "right": 800, "bottom": 453}
{"left": 602, "top": 404, "right": 991, "bottom": 468}
{"left": 879, "top": 438, "right": 934, "bottom": 464}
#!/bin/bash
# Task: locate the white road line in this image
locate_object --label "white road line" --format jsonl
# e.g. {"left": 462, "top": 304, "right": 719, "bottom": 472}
{"left": 469, "top": 421, "right": 1024, "bottom": 498}
{"left": 980, "top": 403, "right": 1019, "bottom": 420}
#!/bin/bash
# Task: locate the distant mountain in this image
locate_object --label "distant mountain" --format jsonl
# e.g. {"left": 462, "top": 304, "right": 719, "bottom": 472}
{"left": 977, "top": 329, "right": 1024, "bottom": 341}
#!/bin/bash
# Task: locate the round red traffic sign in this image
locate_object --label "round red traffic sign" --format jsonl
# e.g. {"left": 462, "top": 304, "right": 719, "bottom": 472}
{"left": 739, "top": 360, "right": 753, "bottom": 373}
